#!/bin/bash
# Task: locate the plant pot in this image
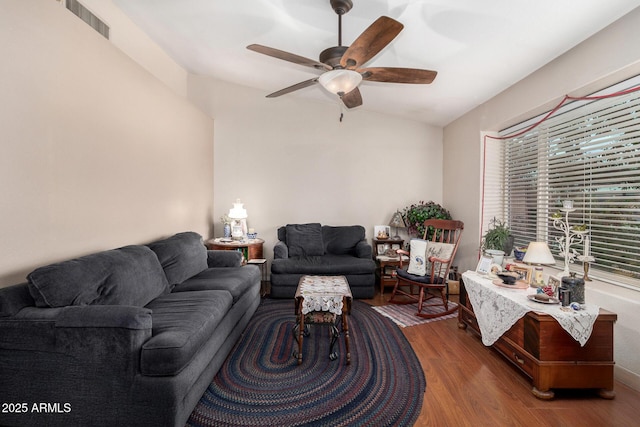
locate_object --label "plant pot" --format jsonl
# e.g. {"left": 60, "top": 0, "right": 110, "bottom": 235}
{"left": 485, "top": 249, "right": 505, "bottom": 266}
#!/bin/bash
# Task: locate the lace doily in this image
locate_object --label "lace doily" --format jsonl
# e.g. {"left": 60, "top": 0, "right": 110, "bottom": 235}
{"left": 296, "top": 276, "right": 352, "bottom": 315}
{"left": 462, "top": 271, "right": 599, "bottom": 347}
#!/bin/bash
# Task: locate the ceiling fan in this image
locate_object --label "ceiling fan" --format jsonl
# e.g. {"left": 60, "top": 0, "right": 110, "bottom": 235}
{"left": 247, "top": 0, "right": 437, "bottom": 109}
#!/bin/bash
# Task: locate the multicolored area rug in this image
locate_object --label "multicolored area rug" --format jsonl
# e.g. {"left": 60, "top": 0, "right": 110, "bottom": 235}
{"left": 187, "top": 299, "right": 425, "bottom": 427}
{"left": 372, "top": 302, "right": 459, "bottom": 327}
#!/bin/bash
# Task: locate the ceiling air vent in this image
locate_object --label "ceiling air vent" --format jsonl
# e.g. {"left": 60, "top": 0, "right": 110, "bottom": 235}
{"left": 66, "top": 0, "right": 109, "bottom": 39}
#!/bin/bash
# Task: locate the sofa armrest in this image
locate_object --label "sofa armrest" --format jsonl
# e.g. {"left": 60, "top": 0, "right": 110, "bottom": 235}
{"left": 0, "top": 283, "right": 33, "bottom": 317}
{"left": 274, "top": 241, "right": 289, "bottom": 259}
{"left": 207, "top": 250, "right": 242, "bottom": 267}
{"left": 0, "top": 305, "right": 153, "bottom": 422}
{"left": 2, "top": 305, "right": 152, "bottom": 354}
{"left": 355, "top": 240, "right": 372, "bottom": 258}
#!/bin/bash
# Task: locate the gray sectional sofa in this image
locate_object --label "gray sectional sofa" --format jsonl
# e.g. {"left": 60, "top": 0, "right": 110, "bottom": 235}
{"left": 270, "top": 223, "right": 376, "bottom": 298}
{"left": 0, "top": 232, "right": 260, "bottom": 427}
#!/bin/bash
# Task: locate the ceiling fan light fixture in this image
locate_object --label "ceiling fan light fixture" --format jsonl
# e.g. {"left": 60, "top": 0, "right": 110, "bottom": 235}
{"left": 318, "top": 69, "right": 362, "bottom": 96}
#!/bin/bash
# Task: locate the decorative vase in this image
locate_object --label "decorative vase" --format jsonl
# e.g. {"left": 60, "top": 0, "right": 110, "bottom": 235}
{"left": 485, "top": 249, "right": 505, "bottom": 266}
{"left": 223, "top": 223, "right": 231, "bottom": 238}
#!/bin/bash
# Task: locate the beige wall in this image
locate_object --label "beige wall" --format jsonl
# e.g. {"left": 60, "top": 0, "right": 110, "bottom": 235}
{"left": 187, "top": 75, "right": 444, "bottom": 263}
{"left": 443, "top": 7, "right": 640, "bottom": 390}
{"left": 0, "top": 1, "right": 214, "bottom": 287}
{"left": 80, "top": 0, "right": 189, "bottom": 97}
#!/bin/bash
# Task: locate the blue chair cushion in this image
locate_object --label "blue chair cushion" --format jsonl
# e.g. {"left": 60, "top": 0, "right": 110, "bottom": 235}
{"left": 396, "top": 268, "right": 446, "bottom": 285}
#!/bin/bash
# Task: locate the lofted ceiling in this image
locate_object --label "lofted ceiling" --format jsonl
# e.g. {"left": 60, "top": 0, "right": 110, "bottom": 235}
{"left": 112, "top": 0, "right": 640, "bottom": 126}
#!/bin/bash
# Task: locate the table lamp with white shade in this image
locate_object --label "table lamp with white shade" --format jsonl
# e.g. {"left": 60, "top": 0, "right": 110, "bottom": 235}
{"left": 522, "top": 242, "right": 556, "bottom": 287}
{"left": 228, "top": 199, "right": 248, "bottom": 240}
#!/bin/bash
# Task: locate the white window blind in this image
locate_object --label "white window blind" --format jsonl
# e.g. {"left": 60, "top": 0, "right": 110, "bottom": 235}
{"left": 481, "top": 134, "right": 506, "bottom": 244}
{"left": 487, "top": 76, "right": 640, "bottom": 288}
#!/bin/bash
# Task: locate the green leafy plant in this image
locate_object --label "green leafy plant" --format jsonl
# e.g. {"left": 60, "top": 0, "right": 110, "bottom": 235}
{"left": 402, "top": 200, "right": 452, "bottom": 239}
{"left": 482, "top": 217, "right": 513, "bottom": 253}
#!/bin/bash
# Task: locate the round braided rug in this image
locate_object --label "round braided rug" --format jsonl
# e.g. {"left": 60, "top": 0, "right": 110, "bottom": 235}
{"left": 187, "top": 299, "right": 425, "bottom": 427}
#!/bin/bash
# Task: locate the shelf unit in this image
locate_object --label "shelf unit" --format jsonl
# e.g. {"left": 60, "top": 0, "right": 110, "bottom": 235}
{"left": 372, "top": 238, "right": 405, "bottom": 294}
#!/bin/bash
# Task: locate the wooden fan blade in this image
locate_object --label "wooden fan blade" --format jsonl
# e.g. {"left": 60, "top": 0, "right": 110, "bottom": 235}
{"left": 266, "top": 78, "right": 319, "bottom": 98}
{"left": 340, "top": 87, "right": 363, "bottom": 109}
{"left": 339, "top": 16, "right": 403, "bottom": 69}
{"left": 359, "top": 67, "right": 437, "bottom": 84}
{"left": 247, "top": 44, "right": 331, "bottom": 71}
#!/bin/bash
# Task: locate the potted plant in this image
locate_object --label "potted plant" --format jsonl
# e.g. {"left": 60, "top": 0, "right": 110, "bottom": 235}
{"left": 402, "top": 201, "right": 452, "bottom": 239}
{"left": 482, "top": 218, "right": 514, "bottom": 263}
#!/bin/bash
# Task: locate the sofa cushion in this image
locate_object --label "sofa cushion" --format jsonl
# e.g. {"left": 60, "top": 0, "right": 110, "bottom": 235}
{"left": 147, "top": 232, "right": 208, "bottom": 286}
{"left": 173, "top": 266, "right": 260, "bottom": 303}
{"left": 141, "top": 290, "right": 233, "bottom": 376}
{"left": 286, "top": 223, "right": 324, "bottom": 257}
{"left": 27, "top": 245, "right": 169, "bottom": 308}
{"left": 271, "top": 254, "right": 376, "bottom": 275}
{"left": 322, "top": 225, "right": 366, "bottom": 255}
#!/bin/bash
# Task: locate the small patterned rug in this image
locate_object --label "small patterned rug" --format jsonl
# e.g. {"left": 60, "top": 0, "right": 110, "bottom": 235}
{"left": 187, "top": 298, "right": 425, "bottom": 427}
{"left": 372, "top": 302, "right": 459, "bottom": 327}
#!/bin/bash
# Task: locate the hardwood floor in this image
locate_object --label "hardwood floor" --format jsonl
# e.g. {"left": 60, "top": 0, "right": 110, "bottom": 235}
{"left": 364, "top": 291, "right": 639, "bottom": 427}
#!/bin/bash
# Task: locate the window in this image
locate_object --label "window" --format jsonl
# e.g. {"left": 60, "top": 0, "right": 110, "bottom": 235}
{"left": 484, "top": 76, "right": 640, "bottom": 288}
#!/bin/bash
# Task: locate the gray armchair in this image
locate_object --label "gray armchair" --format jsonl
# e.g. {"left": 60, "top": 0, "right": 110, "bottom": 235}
{"left": 270, "top": 223, "right": 376, "bottom": 298}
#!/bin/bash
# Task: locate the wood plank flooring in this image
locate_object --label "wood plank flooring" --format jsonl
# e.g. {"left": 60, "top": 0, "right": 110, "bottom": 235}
{"left": 364, "top": 291, "right": 639, "bottom": 427}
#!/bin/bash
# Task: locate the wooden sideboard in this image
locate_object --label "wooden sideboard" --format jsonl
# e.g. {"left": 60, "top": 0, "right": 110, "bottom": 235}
{"left": 458, "top": 278, "right": 617, "bottom": 400}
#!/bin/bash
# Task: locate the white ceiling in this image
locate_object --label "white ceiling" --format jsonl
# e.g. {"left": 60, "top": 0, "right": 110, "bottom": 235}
{"left": 112, "top": 0, "right": 640, "bottom": 126}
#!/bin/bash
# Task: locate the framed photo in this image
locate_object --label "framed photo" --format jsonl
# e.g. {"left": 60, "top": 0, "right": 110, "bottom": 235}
{"left": 377, "top": 243, "right": 391, "bottom": 254}
{"left": 475, "top": 256, "right": 493, "bottom": 275}
{"left": 374, "top": 225, "right": 390, "bottom": 239}
{"left": 511, "top": 265, "right": 532, "bottom": 285}
{"left": 548, "top": 276, "right": 561, "bottom": 290}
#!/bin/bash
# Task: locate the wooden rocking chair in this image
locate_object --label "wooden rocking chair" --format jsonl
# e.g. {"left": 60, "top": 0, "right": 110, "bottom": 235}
{"left": 389, "top": 219, "right": 464, "bottom": 318}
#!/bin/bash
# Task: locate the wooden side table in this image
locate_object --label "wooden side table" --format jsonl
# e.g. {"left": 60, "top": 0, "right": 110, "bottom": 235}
{"left": 205, "top": 238, "right": 264, "bottom": 263}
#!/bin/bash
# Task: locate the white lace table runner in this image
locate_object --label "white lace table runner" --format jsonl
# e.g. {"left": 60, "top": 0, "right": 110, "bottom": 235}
{"left": 462, "top": 271, "right": 599, "bottom": 347}
{"left": 296, "top": 276, "right": 352, "bottom": 315}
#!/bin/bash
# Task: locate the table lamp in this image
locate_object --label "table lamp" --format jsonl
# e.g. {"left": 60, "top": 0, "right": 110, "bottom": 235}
{"left": 522, "top": 242, "right": 555, "bottom": 286}
{"left": 228, "top": 199, "right": 248, "bottom": 240}
{"left": 388, "top": 211, "right": 406, "bottom": 239}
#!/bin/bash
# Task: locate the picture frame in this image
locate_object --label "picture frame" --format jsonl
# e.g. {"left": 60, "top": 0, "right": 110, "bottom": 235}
{"left": 511, "top": 265, "right": 532, "bottom": 285}
{"left": 548, "top": 276, "right": 561, "bottom": 290}
{"left": 377, "top": 243, "right": 391, "bottom": 255}
{"left": 475, "top": 256, "right": 493, "bottom": 275}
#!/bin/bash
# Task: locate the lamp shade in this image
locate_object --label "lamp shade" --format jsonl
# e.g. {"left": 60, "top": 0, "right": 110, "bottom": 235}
{"left": 522, "top": 242, "right": 555, "bottom": 264}
{"left": 389, "top": 211, "right": 406, "bottom": 228}
{"left": 228, "top": 199, "right": 247, "bottom": 219}
{"left": 318, "top": 69, "right": 362, "bottom": 95}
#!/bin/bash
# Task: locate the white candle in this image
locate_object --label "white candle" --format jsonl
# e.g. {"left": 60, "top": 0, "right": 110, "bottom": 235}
{"left": 584, "top": 236, "right": 590, "bottom": 257}
{"left": 563, "top": 200, "right": 573, "bottom": 209}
